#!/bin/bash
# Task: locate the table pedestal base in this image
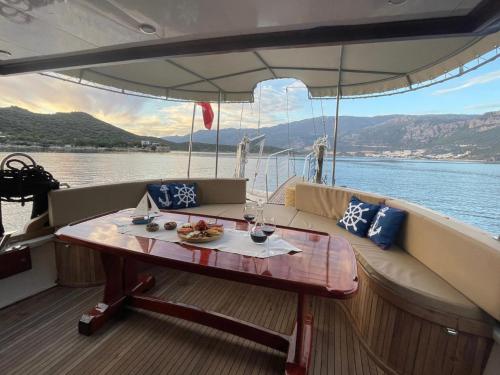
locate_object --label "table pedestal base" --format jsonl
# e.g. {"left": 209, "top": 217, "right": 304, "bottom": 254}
{"left": 79, "top": 254, "right": 313, "bottom": 374}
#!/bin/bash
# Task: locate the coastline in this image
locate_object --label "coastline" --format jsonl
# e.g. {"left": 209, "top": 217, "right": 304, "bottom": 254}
{"left": 0, "top": 146, "right": 497, "bottom": 163}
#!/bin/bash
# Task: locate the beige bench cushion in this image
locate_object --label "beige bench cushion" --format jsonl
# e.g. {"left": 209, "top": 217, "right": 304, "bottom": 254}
{"left": 388, "top": 198, "right": 500, "bottom": 321}
{"left": 177, "top": 203, "right": 299, "bottom": 227}
{"left": 294, "top": 182, "right": 386, "bottom": 219}
{"left": 172, "top": 204, "right": 241, "bottom": 217}
{"left": 290, "top": 211, "right": 490, "bottom": 321}
{"left": 49, "top": 178, "right": 246, "bottom": 227}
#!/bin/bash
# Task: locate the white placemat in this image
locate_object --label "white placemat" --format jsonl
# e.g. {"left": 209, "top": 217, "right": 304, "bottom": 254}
{"left": 113, "top": 216, "right": 301, "bottom": 258}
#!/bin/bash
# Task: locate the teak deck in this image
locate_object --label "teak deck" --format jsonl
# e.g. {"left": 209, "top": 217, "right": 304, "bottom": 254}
{"left": 268, "top": 176, "right": 301, "bottom": 205}
{"left": 0, "top": 267, "right": 388, "bottom": 375}
{"left": 54, "top": 211, "right": 359, "bottom": 374}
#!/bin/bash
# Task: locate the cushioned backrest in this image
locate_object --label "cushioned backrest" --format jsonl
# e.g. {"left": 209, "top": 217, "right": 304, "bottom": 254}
{"left": 49, "top": 178, "right": 246, "bottom": 227}
{"left": 387, "top": 198, "right": 500, "bottom": 321}
{"left": 294, "top": 182, "right": 386, "bottom": 219}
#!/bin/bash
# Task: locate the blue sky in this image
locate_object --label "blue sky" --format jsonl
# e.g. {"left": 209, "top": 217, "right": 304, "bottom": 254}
{"left": 0, "top": 56, "right": 499, "bottom": 137}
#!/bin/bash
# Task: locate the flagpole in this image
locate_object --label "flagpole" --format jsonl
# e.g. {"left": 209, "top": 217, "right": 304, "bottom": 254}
{"left": 215, "top": 92, "right": 221, "bottom": 178}
{"left": 187, "top": 103, "right": 196, "bottom": 178}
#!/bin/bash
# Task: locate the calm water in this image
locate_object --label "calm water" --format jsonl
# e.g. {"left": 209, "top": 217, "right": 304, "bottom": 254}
{"left": 1, "top": 152, "right": 498, "bottom": 235}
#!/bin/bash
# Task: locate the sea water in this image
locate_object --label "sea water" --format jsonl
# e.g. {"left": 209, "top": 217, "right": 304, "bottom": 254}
{"left": 0, "top": 152, "right": 498, "bottom": 235}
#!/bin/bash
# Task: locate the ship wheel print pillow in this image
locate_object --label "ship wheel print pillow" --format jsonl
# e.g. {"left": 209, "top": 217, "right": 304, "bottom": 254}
{"left": 337, "top": 196, "right": 380, "bottom": 237}
{"left": 168, "top": 183, "right": 199, "bottom": 209}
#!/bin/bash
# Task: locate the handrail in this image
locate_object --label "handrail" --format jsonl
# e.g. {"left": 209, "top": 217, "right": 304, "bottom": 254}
{"left": 264, "top": 148, "right": 295, "bottom": 201}
{"left": 301, "top": 152, "right": 315, "bottom": 181}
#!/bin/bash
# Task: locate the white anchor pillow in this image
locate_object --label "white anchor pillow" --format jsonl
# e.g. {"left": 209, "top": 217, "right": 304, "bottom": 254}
{"left": 147, "top": 184, "right": 173, "bottom": 209}
{"left": 337, "top": 196, "right": 380, "bottom": 237}
{"left": 168, "top": 183, "right": 199, "bottom": 209}
{"left": 367, "top": 205, "right": 406, "bottom": 249}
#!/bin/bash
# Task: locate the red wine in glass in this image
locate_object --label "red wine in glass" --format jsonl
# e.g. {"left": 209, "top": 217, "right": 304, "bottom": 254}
{"left": 262, "top": 225, "right": 275, "bottom": 236}
{"left": 250, "top": 230, "right": 267, "bottom": 243}
{"left": 243, "top": 214, "right": 255, "bottom": 223}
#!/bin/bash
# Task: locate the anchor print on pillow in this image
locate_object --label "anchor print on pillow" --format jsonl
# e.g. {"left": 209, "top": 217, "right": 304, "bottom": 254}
{"left": 147, "top": 184, "right": 173, "bottom": 209}
{"left": 368, "top": 205, "right": 406, "bottom": 249}
{"left": 158, "top": 184, "right": 171, "bottom": 208}
{"left": 337, "top": 196, "right": 380, "bottom": 237}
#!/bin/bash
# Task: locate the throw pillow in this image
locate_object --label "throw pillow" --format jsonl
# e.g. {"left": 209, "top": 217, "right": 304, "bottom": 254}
{"left": 337, "top": 196, "right": 380, "bottom": 237}
{"left": 146, "top": 184, "right": 172, "bottom": 209}
{"left": 368, "top": 205, "right": 406, "bottom": 249}
{"left": 168, "top": 183, "right": 199, "bottom": 209}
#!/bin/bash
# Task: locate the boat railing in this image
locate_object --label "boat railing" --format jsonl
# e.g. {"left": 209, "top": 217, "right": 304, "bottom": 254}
{"left": 301, "top": 151, "right": 316, "bottom": 182}
{"left": 264, "top": 148, "right": 296, "bottom": 201}
{"left": 300, "top": 136, "right": 329, "bottom": 184}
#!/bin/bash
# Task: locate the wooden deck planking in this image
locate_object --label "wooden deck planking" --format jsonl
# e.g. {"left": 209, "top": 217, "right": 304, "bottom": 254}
{"left": 267, "top": 176, "right": 301, "bottom": 205}
{"left": 0, "top": 267, "right": 387, "bottom": 375}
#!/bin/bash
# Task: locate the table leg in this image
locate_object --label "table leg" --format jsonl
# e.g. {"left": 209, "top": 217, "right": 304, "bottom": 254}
{"left": 78, "top": 253, "right": 155, "bottom": 336}
{"left": 285, "top": 293, "right": 313, "bottom": 375}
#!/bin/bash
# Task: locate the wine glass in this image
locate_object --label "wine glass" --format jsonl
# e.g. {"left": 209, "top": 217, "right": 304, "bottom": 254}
{"left": 243, "top": 202, "right": 257, "bottom": 236}
{"left": 262, "top": 216, "right": 276, "bottom": 256}
{"left": 250, "top": 221, "right": 267, "bottom": 245}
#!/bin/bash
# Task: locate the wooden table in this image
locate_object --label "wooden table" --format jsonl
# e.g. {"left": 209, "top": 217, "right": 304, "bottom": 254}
{"left": 56, "top": 211, "right": 358, "bottom": 375}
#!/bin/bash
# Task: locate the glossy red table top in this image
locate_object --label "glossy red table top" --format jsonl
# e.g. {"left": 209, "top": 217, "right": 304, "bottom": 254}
{"left": 56, "top": 211, "right": 358, "bottom": 298}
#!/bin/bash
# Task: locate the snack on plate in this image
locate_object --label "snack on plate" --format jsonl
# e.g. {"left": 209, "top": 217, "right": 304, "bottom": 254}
{"left": 146, "top": 222, "right": 159, "bottom": 232}
{"left": 194, "top": 220, "right": 209, "bottom": 231}
{"left": 178, "top": 225, "right": 194, "bottom": 235}
{"left": 164, "top": 221, "right": 177, "bottom": 230}
{"left": 177, "top": 220, "right": 224, "bottom": 242}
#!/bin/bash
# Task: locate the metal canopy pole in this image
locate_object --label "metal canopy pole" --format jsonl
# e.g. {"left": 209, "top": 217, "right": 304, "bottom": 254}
{"left": 215, "top": 92, "right": 221, "bottom": 178}
{"left": 187, "top": 103, "right": 196, "bottom": 178}
{"left": 332, "top": 45, "right": 343, "bottom": 186}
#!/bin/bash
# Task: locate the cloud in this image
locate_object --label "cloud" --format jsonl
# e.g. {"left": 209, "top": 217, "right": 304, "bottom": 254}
{"left": 0, "top": 74, "right": 312, "bottom": 137}
{"left": 433, "top": 70, "right": 500, "bottom": 95}
{"left": 463, "top": 102, "right": 500, "bottom": 111}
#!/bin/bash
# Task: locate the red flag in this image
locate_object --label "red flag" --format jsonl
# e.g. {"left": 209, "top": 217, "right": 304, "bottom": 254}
{"left": 196, "top": 102, "right": 214, "bottom": 130}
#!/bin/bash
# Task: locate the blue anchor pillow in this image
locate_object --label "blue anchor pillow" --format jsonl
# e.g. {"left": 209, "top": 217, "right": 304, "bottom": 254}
{"left": 168, "top": 183, "right": 199, "bottom": 209}
{"left": 337, "top": 196, "right": 380, "bottom": 237}
{"left": 147, "top": 184, "right": 173, "bottom": 209}
{"left": 367, "top": 205, "right": 406, "bottom": 249}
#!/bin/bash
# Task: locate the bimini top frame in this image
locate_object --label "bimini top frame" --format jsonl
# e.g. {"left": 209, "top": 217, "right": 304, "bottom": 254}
{"left": 0, "top": 0, "right": 499, "bottom": 102}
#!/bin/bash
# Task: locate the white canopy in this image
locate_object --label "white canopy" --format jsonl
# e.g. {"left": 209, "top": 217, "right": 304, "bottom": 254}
{"left": 59, "top": 32, "right": 499, "bottom": 102}
{"left": 0, "top": 0, "right": 499, "bottom": 102}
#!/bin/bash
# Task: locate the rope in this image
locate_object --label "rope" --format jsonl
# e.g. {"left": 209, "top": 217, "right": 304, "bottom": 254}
{"left": 320, "top": 98, "right": 327, "bottom": 136}
{"left": 239, "top": 102, "right": 244, "bottom": 138}
{"left": 0, "top": 153, "right": 59, "bottom": 235}
{"left": 286, "top": 87, "right": 291, "bottom": 149}
{"left": 257, "top": 84, "right": 262, "bottom": 135}
{"left": 309, "top": 99, "right": 318, "bottom": 138}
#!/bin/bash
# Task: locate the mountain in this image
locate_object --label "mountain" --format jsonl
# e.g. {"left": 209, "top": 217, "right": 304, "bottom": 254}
{"left": 1, "top": 106, "right": 497, "bottom": 160}
{"left": 0, "top": 106, "right": 244, "bottom": 153}
{"left": 164, "top": 112, "right": 500, "bottom": 160}
{"left": 0, "top": 106, "right": 166, "bottom": 147}
{"left": 164, "top": 115, "right": 384, "bottom": 148}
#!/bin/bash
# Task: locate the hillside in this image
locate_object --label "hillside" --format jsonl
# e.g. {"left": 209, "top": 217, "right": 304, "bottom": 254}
{"left": 0, "top": 107, "right": 252, "bottom": 153}
{"left": 1, "top": 106, "right": 497, "bottom": 160}
{"left": 164, "top": 112, "right": 500, "bottom": 160}
{"left": 0, "top": 106, "right": 166, "bottom": 147}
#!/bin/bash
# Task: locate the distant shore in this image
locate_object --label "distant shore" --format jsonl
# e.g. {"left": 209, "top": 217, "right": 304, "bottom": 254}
{"left": 0, "top": 145, "right": 497, "bottom": 163}
{"left": 0, "top": 144, "right": 170, "bottom": 154}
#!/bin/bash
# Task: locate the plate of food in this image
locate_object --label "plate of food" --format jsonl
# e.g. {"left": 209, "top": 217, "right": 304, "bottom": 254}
{"left": 177, "top": 220, "right": 224, "bottom": 243}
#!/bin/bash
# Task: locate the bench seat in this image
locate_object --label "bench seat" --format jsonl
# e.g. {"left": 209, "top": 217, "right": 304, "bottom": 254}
{"left": 176, "top": 203, "right": 299, "bottom": 227}
{"left": 178, "top": 203, "right": 491, "bottom": 323}
{"left": 290, "top": 210, "right": 491, "bottom": 322}
{"left": 48, "top": 179, "right": 497, "bottom": 325}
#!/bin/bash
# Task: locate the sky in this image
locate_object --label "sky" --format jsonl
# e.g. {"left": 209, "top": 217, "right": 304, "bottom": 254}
{"left": 0, "top": 57, "right": 499, "bottom": 138}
